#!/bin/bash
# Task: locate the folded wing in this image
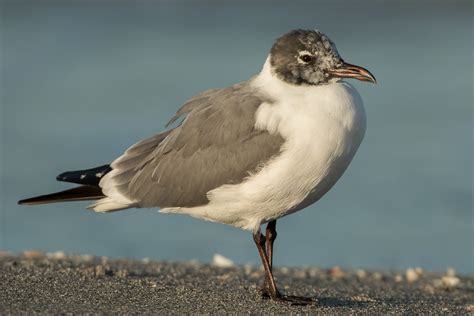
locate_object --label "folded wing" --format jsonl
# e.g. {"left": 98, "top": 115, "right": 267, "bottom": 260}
{"left": 93, "top": 82, "right": 284, "bottom": 211}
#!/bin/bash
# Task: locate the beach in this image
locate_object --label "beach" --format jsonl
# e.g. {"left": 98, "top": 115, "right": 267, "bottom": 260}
{"left": 1, "top": 253, "right": 472, "bottom": 314}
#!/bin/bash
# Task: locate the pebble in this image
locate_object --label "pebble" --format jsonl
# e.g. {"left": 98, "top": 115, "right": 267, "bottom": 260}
{"left": 372, "top": 272, "right": 383, "bottom": 281}
{"left": 81, "top": 255, "right": 94, "bottom": 262}
{"left": 406, "top": 268, "right": 419, "bottom": 283}
{"left": 294, "top": 269, "right": 307, "bottom": 279}
{"left": 243, "top": 264, "right": 253, "bottom": 275}
{"left": 356, "top": 269, "right": 367, "bottom": 279}
{"left": 394, "top": 274, "right": 403, "bottom": 283}
{"left": 308, "top": 268, "right": 320, "bottom": 278}
{"left": 46, "top": 251, "right": 66, "bottom": 260}
{"left": 212, "top": 254, "right": 235, "bottom": 268}
{"left": 432, "top": 268, "right": 461, "bottom": 289}
{"left": 329, "top": 266, "right": 345, "bottom": 279}
{"left": 440, "top": 275, "right": 460, "bottom": 288}
{"left": 22, "top": 250, "right": 43, "bottom": 258}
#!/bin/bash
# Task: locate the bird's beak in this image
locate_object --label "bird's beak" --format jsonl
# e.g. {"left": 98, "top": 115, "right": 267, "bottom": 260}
{"left": 329, "top": 62, "right": 376, "bottom": 84}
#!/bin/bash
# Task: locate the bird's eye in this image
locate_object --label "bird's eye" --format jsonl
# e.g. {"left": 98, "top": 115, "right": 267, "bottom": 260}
{"left": 299, "top": 54, "right": 313, "bottom": 63}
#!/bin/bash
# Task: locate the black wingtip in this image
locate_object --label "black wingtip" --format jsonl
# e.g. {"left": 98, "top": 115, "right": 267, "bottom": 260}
{"left": 56, "top": 172, "right": 67, "bottom": 182}
{"left": 18, "top": 198, "right": 29, "bottom": 205}
{"left": 56, "top": 164, "right": 112, "bottom": 186}
{"left": 18, "top": 185, "right": 105, "bottom": 206}
{"left": 17, "top": 197, "right": 48, "bottom": 205}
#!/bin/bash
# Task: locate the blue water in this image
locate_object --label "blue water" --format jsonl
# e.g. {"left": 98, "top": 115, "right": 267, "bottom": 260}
{"left": 1, "top": 1, "right": 472, "bottom": 273}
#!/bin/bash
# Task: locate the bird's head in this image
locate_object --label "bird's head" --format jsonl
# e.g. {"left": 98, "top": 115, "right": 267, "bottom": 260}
{"left": 269, "top": 29, "right": 376, "bottom": 86}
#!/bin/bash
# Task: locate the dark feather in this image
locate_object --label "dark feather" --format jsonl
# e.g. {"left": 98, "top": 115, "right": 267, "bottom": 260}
{"left": 56, "top": 164, "right": 112, "bottom": 186}
{"left": 18, "top": 185, "right": 104, "bottom": 205}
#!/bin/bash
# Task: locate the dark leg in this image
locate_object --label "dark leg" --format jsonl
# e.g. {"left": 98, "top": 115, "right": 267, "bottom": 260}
{"left": 266, "top": 220, "right": 277, "bottom": 270}
{"left": 253, "top": 225, "right": 316, "bottom": 305}
{"left": 253, "top": 228, "right": 280, "bottom": 299}
{"left": 261, "top": 220, "right": 277, "bottom": 298}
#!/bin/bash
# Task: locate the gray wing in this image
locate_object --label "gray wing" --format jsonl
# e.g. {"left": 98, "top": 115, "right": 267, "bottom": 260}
{"left": 109, "top": 82, "right": 284, "bottom": 208}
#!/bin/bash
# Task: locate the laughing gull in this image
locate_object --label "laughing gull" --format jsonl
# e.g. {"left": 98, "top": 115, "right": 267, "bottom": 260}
{"left": 19, "top": 29, "right": 376, "bottom": 304}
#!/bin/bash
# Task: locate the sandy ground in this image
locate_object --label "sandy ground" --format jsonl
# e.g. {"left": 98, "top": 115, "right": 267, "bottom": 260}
{"left": 1, "top": 252, "right": 473, "bottom": 314}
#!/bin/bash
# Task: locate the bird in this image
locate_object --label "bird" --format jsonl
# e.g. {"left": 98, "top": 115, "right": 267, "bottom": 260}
{"left": 19, "top": 29, "right": 376, "bottom": 305}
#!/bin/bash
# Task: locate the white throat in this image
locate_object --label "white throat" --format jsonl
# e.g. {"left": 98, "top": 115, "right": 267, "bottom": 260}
{"left": 161, "top": 56, "right": 368, "bottom": 232}
{"left": 252, "top": 57, "right": 366, "bottom": 137}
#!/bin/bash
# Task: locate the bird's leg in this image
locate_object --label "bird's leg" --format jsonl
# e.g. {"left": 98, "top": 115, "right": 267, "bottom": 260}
{"left": 253, "top": 228, "right": 281, "bottom": 300}
{"left": 254, "top": 225, "right": 316, "bottom": 306}
{"left": 260, "top": 220, "right": 277, "bottom": 298}
{"left": 266, "top": 220, "right": 277, "bottom": 270}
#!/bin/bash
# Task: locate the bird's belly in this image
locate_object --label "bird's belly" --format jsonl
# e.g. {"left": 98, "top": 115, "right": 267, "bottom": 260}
{"left": 169, "top": 82, "right": 366, "bottom": 231}
{"left": 196, "top": 114, "right": 365, "bottom": 230}
{"left": 284, "top": 136, "right": 359, "bottom": 214}
{"left": 260, "top": 120, "right": 364, "bottom": 219}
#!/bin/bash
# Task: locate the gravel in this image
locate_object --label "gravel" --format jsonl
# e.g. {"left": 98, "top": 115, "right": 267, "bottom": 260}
{"left": 1, "top": 253, "right": 473, "bottom": 314}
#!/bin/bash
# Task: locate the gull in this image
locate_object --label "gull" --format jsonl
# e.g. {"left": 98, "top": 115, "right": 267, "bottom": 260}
{"left": 19, "top": 29, "right": 376, "bottom": 304}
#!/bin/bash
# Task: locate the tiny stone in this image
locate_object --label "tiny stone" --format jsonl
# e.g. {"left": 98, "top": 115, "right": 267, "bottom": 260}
{"left": 294, "top": 269, "right": 307, "bottom": 279}
{"left": 308, "top": 268, "right": 320, "bottom": 278}
{"left": 47, "top": 251, "right": 66, "bottom": 260}
{"left": 423, "top": 285, "right": 435, "bottom": 294}
{"left": 372, "top": 272, "right": 383, "bottom": 281}
{"left": 23, "top": 250, "right": 43, "bottom": 259}
{"left": 356, "top": 269, "right": 367, "bottom": 279}
{"left": 280, "top": 267, "right": 290, "bottom": 274}
{"left": 243, "top": 264, "right": 253, "bottom": 275}
{"left": 212, "top": 254, "right": 235, "bottom": 268}
{"left": 81, "top": 254, "right": 93, "bottom": 261}
{"left": 394, "top": 274, "right": 403, "bottom": 283}
{"left": 441, "top": 275, "right": 460, "bottom": 288}
{"left": 116, "top": 269, "right": 128, "bottom": 278}
{"left": 406, "top": 268, "right": 419, "bottom": 283}
{"left": 94, "top": 265, "right": 105, "bottom": 276}
{"left": 329, "top": 266, "right": 345, "bottom": 278}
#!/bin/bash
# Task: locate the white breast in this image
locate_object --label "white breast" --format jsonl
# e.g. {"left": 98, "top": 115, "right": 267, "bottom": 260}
{"left": 163, "top": 58, "right": 366, "bottom": 232}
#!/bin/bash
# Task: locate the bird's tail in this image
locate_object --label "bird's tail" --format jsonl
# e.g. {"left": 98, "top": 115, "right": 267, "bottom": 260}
{"left": 18, "top": 185, "right": 105, "bottom": 205}
{"left": 18, "top": 164, "right": 111, "bottom": 205}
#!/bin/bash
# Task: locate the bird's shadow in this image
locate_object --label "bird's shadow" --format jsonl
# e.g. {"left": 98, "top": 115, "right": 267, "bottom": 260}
{"left": 315, "top": 296, "right": 371, "bottom": 308}
{"left": 260, "top": 293, "right": 372, "bottom": 308}
{"left": 283, "top": 295, "right": 371, "bottom": 308}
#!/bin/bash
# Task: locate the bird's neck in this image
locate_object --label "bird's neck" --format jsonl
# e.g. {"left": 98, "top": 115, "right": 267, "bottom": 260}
{"left": 253, "top": 57, "right": 329, "bottom": 100}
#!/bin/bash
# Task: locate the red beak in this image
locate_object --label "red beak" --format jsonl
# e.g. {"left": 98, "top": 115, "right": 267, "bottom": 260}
{"left": 329, "top": 62, "right": 376, "bottom": 84}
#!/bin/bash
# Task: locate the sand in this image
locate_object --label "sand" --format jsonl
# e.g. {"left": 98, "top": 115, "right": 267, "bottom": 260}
{"left": 1, "top": 253, "right": 473, "bottom": 314}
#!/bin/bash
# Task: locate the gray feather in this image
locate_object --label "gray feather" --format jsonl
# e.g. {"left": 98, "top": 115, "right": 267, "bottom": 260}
{"left": 110, "top": 81, "right": 284, "bottom": 208}
{"left": 165, "top": 88, "right": 220, "bottom": 127}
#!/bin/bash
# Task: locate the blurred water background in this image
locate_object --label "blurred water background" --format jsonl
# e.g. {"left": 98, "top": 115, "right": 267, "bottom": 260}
{"left": 1, "top": 1, "right": 472, "bottom": 273}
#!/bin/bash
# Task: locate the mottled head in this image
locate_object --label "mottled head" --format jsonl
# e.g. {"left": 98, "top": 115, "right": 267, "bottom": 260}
{"left": 269, "top": 29, "right": 376, "bottom": 85}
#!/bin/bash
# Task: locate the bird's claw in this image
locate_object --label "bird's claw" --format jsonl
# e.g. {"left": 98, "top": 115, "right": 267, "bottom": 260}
{"left": 259, "top": 287, "right": 316, "bottom": 306}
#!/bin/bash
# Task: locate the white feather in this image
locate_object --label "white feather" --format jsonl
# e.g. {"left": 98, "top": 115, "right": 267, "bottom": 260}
{"left": 161, "top": 57, "right": 367, "bottom": 232}
{"left": 89, "top": 162, "right": 136, "bottom": 212}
